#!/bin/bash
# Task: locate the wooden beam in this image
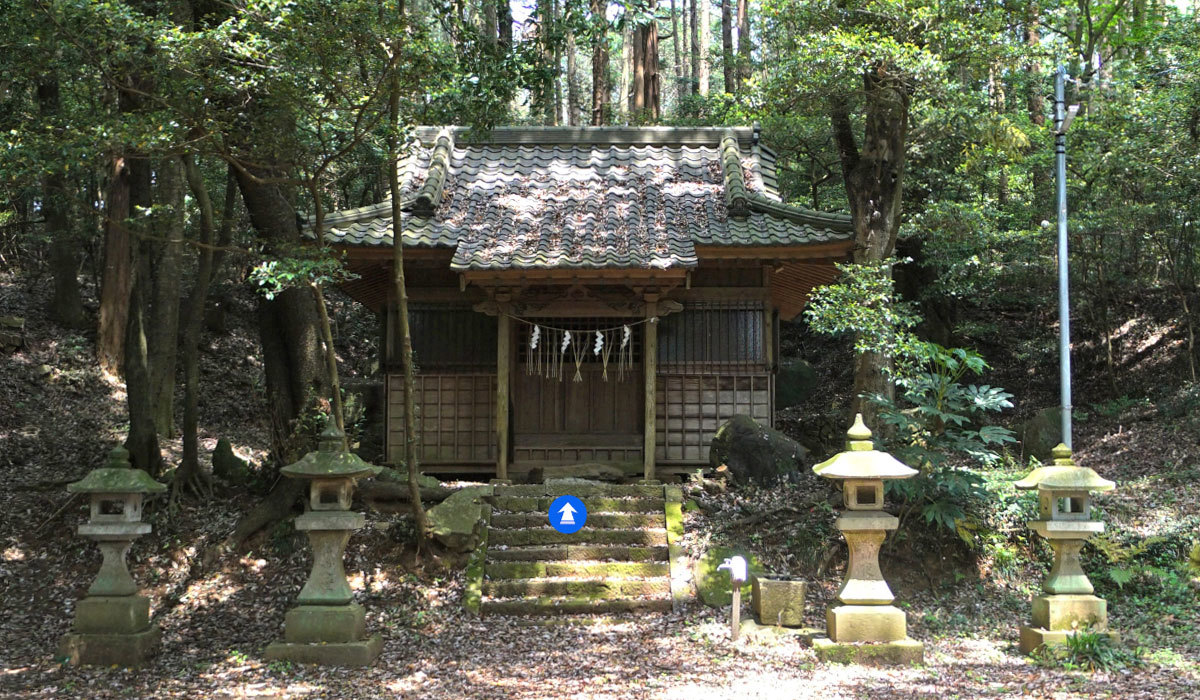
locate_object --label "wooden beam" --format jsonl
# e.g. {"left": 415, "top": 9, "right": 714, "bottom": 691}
{"left": 694, "top": 242, "right": 853, "bottom": 260}
{"left": 496, "top": 307, "right": 511, "bottom": 481}
{"left": 643, "top": 297, "right": 659, "bottom": 482}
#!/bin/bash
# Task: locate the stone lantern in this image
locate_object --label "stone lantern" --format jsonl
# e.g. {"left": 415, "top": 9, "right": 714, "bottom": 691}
{"left": 265, "top": 417, "right": 383, "bottom": 666}
{"left": 58, "top": 446, "right": 166, "bottom": 666}
{"left": 810, "top": 414, "right": 924, "bottom": 664}
{"left": 1016, "top": 443, "right": 1118, "bottom": 654}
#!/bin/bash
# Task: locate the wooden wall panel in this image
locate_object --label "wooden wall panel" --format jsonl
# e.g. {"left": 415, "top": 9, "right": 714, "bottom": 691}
{"left": 655, "top": 373, "right": 772, "bottom": 464}
{"left": 386, "top": 373, "right": 496, "bottom": 465}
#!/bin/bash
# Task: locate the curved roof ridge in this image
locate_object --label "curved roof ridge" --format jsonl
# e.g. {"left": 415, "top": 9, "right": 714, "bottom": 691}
{"left": 411, "top": 127, "right": 454, "bottom": 216}
{"left": 719, "top": 130, "right": 750, "bottom": 218}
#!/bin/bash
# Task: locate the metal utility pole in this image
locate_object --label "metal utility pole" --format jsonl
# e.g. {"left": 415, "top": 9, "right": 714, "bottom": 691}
{"left": 1054, "top": 67, "right": 1079, "bottom": 449}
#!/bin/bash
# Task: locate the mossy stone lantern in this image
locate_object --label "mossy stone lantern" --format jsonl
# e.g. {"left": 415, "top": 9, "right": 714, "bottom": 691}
{"left": 265, "top": 417, "right": 383, "bottom": 666}
{"left": 1016, "top": 443, "right": 1118, "bottom": 654}
{"left": 58, "top": 446, "right": 166, "bottom": 666}
{"left": 810, "top": 415, "right": 924, "bottom": 665}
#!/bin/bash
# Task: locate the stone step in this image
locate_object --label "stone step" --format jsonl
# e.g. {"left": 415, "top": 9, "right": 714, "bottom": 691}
{"left": 482, "top": 597, "right": 673, "bottom": 617}
{"left": 495, "top": 484, "right": 663, "bottom": 498}
{"left": 484, "top": 578, "right": 670, "bottom": 599}
{"left": 490, "top": 512, "right": 665, "bottom": 530}
{"left": 489, "top": 527, "right": 666, "bottom": 548}
{"left": 488, "top": 545, "right": 668, "bottom": 562}
{"left": 491, "top": 496, "right": 664, "bottom": 514}
{"left": 486, "top": 560, "right": 670, "bottom": 580}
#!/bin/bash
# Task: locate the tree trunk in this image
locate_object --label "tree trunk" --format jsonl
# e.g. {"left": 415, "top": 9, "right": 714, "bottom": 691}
{"left": 388, "top": 71, "right": 429, "bottom": 550}
{"left": 483, "top": 0, "right": 497, "bottom": 46}
{"left": 721, "top": 0, "right": 734, "bottom": 93}
{"left": 125, "top": 265, "right": 163, "bottom": 477}
{"left": 177, "top": 157, "right": 232, "bottom": 498}
{"left": 567, "top": 29, "right": 581, "bottom": 126}
{"left": 235, "top": 168, "right": 327, "bottom": 463}
{"left": 98, "top": 153, "right": 131, "bottom": 375}
{"left": 671, "top": 0, "right": 683, "bottom": 101}
{"left": 590, "top": 0, "right": 610, "bottom": 125}
{"left": 620, "top": 20, "right": 633, "bottom": 120}
{"left": 498, "top": 0, "right": 512, "bottom": 49}
{"left": 736, "top": 0, "right": 750, "bottom": 88}
{"left": 689, "top": 0, "right": 700, "bottom": 97}
{"left": 37, "top": 78, "right": 85, "bottom": 329}
{"left": 698, "top": 0, "right": 710, "bottom": 95}
{"left": 630, "top": 22, "right": 660, "bottom": 120}
{"left": 148, "top": 157, "right": 184, "bottom": 438}
{"left": 830, "top": 70, "right": 912, "bottom": 423}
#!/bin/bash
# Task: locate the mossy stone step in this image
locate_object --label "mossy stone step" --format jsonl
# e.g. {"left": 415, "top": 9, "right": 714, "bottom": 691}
{"left": 495, "top": 484, "right": 663, "bottom": 498}
{"left": 484, "top": 578, "right": 670, "bottom": 598}
{"left": 489, "top": 528, "right": 666, "bottom": 547}
{"left": 491, "top": 512, "right": 665, "bottom": 530}
{"left": 491, "top": 496, "right": 664, "bottom": 514}
{"left": 488, "top": 545, "right": 668, "bottom": 562}
{"left": 482, "top": 597, "right": 673, "bottom": 617}
{"left": 486, "top": 560, "right": 670, "bottom": 579}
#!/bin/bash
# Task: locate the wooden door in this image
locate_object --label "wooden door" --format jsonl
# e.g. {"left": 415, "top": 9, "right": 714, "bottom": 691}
{"left": 512, "top": 366, "right": 643, "bottom": 465}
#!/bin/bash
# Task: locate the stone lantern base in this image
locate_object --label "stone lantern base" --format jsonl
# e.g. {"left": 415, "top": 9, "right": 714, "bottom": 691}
{"left": 58, "top": 594, "right": 160, "bottom": 666}
{"left": 812, "top": 605, "right": 924, "bottom": 665}
{"left": 265, "top": 590, "right": 384, "bottom": 667}
{"left": 265, "top": 604, "right": 382, "bottom": 666}
{"left": 1018, "top": 594, "right": 1119, "bottom": 655}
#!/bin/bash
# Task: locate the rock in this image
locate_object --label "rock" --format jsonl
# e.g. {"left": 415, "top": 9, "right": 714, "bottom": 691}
{"left": 693, "top": 546, "right": 764, "bottom": 608}
{"left": 211, "top": 438, "right": 250, "bottom": 482}
{"left": 527, "top": 461, "right": 635, "bottom": 483}
{"left": 426, "top": 486, "right": 491, "bottom": 552}
{"left": 775, "top": 360, "right": 818, "bottom": 410}
{"left": 708, "top": 414, "right": 809, "bottom": 485}
{"left": 1020, "top": 407, "right": 1063, "bottom": 462}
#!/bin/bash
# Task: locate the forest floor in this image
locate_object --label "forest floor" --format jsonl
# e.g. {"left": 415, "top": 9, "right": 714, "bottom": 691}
{"left": 1, "top": 272, "right": 1198, "bottom": 699}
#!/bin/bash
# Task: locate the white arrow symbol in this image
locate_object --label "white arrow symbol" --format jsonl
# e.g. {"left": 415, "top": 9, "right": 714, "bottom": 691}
{"left": 558, "top": 502, "right": 577, "bottom": 525}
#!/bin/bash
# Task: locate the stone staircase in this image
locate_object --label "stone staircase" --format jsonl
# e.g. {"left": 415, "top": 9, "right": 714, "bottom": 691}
{"left": 480, "top": 483, "right": 678, "bottom": 617}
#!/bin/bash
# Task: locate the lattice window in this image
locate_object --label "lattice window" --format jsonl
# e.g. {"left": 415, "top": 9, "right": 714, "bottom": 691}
{"left": 658, "top": 302, "right": 765, "bottom": 370}
{"left": 389, "top": 304, "right": 496, "bottom": 371}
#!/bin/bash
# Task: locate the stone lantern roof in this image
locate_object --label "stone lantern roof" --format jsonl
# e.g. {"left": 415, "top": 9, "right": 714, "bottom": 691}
{"left": 813, "top": 414, "right": 918, "bottom": 481}
{"left": 67, "top": 447, "right": 166, "bottom": 494}
{"left": 1015, "top": 443, "right": 1115, "bottom": 492}
{"left": 281, "top": 418, "right": 381, "bottom": 481}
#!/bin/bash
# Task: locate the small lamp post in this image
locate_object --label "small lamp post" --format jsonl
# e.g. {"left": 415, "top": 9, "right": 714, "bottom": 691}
{"left": 1016, "top": 443, "right": 1118, "bottom": 654}
{"left": 265, "top": 417, "right": 383, "bottom": 666}
{"left": 811, "top": 414, "right": 924, "bottom": 665}
{"left": 58, "top": 446, "right": 166, "bottom": 666}
{"left": 717, "top": 555, "right": 747, "bottom": 641}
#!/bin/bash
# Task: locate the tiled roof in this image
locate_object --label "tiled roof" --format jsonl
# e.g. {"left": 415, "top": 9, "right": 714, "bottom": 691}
{"left": 311, "top": 127, "right": 853, "bottom": 270}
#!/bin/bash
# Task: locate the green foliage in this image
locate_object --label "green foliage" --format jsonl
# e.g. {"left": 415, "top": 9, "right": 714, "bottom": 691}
{"left": 807, "top": 261, "right": 1016, "bottom": 534}
{"left": 249, "top": 247, "right": 358, "bottom": 300}
{"left": 1031, "top": 628, "right": 1144, "bottom": 672}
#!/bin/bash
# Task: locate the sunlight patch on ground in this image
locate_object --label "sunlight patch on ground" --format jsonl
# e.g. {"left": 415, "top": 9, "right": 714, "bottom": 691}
{"left": 4, "top": 546, "right": 26, "bottom": 561}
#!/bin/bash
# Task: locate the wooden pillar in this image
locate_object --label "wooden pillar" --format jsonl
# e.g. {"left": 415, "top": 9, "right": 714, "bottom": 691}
{"left": 643, "top": 297, "right": 658, "bottom": 482}
{"left": 496, "top": 308, "right": 511, "bottom": 481}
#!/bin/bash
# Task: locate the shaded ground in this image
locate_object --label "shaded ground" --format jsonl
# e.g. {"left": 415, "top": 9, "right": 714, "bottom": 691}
{"left": 2, "top": 271, "right": 1198, "bottom": 698}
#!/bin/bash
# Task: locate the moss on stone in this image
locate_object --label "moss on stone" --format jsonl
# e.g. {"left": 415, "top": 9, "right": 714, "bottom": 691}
{"left": 693, "top": 546, "right": 764, "bottom": 608}
{"left": 486, "top": 561, "right": 669, "bottom": 579}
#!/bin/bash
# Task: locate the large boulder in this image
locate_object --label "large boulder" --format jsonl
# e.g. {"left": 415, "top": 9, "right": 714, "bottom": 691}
{"left": 212, "top": 438, "right": 250, "bottom": 483}
{"left": 709, "top": 414, "right": 809, "bottom": 485}
{"left": 1020, "top": 407, "right": 1062, "bottom": 462}
{"left": 426, "top": 486, "right": 491, "bottom": 552}
{"left": 693, "top": 546, "right": 765, "bottom": 608}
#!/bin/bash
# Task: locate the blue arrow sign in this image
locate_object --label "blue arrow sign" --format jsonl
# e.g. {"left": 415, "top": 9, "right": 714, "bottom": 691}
{"left": 549, "top": 494, "right": 587, "bottom": 534}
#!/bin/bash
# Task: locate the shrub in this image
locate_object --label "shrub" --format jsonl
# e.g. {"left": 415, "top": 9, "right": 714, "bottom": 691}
{"left": 1031, "top": 628, "right": 1143, "bottom": 672}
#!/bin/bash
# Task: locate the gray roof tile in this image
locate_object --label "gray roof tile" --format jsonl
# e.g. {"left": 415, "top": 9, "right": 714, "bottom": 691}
{"left": 315, "top": 127, "right": 852, "bottom": 269}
